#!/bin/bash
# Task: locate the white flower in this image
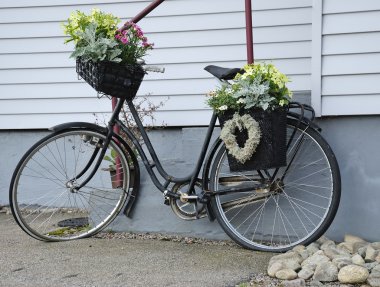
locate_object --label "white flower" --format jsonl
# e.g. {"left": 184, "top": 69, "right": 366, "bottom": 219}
{"left": 218, "top": 105, "right": 228, "bottom": 111}
{"left": 237, "top": 98, "right": 245, "bottom": 104}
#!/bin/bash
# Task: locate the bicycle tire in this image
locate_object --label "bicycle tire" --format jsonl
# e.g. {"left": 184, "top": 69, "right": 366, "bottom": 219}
{"left": 210, "top": 118, "right": 341, "bottom": 252}
{"left": 9, "top": 128, "right": 130, "bottom": 241}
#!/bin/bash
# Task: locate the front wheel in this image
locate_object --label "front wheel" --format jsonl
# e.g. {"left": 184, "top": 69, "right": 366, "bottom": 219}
{"left": 9, "top": 128, "right": 131, "bottom": 241}
{"left": 210, "top": 119, "right": 341, "bottom": 252}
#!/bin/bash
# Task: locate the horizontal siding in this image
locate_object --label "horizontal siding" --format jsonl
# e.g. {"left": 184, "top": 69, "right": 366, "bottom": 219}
{"left": 0, "top": 0, "right": 312, "bottom": 129}
{"left": 321, "top": 0, "right": 380, "bottom": 116}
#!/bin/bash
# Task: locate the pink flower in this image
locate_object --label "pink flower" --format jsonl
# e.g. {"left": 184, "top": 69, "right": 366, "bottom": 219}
{"left": 115, "top": 34, "right": 121, "bottom": 40}
{"left": 121, "top": 37, "right": 128, "bottom": 44}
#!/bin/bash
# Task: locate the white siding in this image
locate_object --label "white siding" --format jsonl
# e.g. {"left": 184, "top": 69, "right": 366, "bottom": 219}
{"left": 321, "top": 0, "right": 380, "bottom": 116}
{"left": 0, "top": 0, "right": 312, "bottom": 129}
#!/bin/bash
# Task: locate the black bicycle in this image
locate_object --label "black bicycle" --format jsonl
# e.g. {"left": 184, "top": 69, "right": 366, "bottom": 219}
{"left": 9, "top": 64, "right": 341, "bottom": 252}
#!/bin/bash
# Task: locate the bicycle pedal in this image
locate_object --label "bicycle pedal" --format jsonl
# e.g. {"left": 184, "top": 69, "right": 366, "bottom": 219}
{"left": 163, "top": 196, "right": 170, "bottom": 206}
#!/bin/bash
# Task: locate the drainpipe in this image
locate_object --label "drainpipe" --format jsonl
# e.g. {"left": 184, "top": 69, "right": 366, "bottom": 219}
{"left": 245, "top": 0, "right": 254, "bottom": 64}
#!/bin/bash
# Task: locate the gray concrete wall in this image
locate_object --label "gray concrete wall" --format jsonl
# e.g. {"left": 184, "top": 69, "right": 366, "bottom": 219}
{"left": 1, "top": 115, "right": 380, "bottom": 241}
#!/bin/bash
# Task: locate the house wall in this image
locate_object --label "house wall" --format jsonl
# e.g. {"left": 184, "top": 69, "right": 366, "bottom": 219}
{"left": 0, "top": 0, "right": 312, "bottom": 128}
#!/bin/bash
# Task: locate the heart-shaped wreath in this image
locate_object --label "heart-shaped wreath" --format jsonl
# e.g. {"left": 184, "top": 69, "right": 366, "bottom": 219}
{"left": 220, "top": 113, "right": 261, "bottom": 164}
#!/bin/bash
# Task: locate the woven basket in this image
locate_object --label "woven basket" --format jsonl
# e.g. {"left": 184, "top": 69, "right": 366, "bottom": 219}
{"left": 218, "top": 108, "right": 287, "bottom": 171}
{"left": 76, "top": 57, "right": 145, "bottom": 99}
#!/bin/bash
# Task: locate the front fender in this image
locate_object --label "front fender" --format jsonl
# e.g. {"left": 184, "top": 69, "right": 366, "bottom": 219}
{"left": 50, "top": 121, "right": 140, "bottom": 218}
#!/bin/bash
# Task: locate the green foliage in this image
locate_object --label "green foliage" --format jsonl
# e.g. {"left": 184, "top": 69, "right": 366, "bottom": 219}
{"left": 62, "top": 9, "right": 153, "bottom": 64}
{"left": 206, "top": 63, "right": 292, "bottom": 113}
{"left": 70, "top": 23, "right": 122, "bottom": 62}
{"left": 62, "top": 9, "right": 120, "bottom": 45}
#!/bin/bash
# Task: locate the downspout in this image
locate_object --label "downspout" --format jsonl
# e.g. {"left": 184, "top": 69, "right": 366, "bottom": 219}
{"left": 245, "top": 0, "right": 254, "bottom": 64}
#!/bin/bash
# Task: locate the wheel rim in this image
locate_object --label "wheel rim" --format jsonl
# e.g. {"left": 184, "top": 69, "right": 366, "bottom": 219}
{"left": 213, "top": 124, "right": 335, "bottom": 250}
{"left": 11, "top": 130, "right": 129, "bottom": 241}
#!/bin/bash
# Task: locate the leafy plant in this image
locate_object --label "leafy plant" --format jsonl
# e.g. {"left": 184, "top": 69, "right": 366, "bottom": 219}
{"left": 207, "top": 63, "right": 292, "bottom": 113}
{"left": 62, "top": 9, "right": 153, "bottom": 64}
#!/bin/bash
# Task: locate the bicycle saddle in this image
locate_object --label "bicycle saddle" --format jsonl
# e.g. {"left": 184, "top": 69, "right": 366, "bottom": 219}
{"left": 204, "top": 65, "right": 244, "bottom": 80}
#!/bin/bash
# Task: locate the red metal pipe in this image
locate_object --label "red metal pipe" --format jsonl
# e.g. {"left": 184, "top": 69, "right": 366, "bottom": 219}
{"left": 245, "top": 0, "right": 254, "bottom": 64}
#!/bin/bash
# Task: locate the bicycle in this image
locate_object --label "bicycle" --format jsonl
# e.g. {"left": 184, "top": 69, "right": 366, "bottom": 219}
{"left": 8, "top": 61, "right": 341, "bottom": 252}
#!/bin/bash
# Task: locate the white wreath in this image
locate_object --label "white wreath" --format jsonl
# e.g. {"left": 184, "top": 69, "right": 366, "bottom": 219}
{"left": 220, "top": 113, "right": 261, "bottom": 164}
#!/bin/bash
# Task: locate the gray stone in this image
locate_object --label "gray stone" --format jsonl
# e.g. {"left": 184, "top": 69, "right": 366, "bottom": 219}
{"left": 366, "top": 246, "right": 379, "bottom": 263}
{"left": 292, "top": 245, "right": 306, "bottom": 252}
{"left": 367, "top": 275, "right": 380, "bottom": 287}
{"left": 306, "top": 243, "right": 320, "bottom": 256}
{"left": 376, "top": 253, "right": 380, "bottom": 263}
{"left": 332, "top": 257, "right": 352, "bottom": 269}
{"left": 320, "top": 240, "right": 336, "bottom": 251}
{"left": 359, "top": 246, "right": 369, "bottom": 258}
{"left": 344, "top": 234, "right": 366, "bottom": 244}
{"left": 309, "top": 280, "right": 323, "bottom": 287}
{"left": 338, "top": 242, "right": 355, "bottom": 254}
{"left": 282, "top": 278, "right": 306, "bottom": 287}
{"left": 371, "top": 242, "right": 380, "bottom": 250}
{"left": 352, "top": 254, "right": 366, "bottom": 265}
{"left": 324, "top": 245, "right": 351, "bottom": 260}
{"left": 298, "top": 267, "right": 314, "bottom": 280}
{"left": 268, "top": 261, "right": 285, "bottom": 277}
{"left": 365, "top": 262, "right": 379, "bottom": 271}
{"left": 275, "top": 269, "right": 298, "bottom": 280}
{"left": 269, "top": 251, "right": 303, "bottom": 265}
{"left": 313, "top": 262, "right": 338, "bottom": 282}
{"left": 316, "top": 236, "right": 329, "bottom": 246}
{"left": 297, "top": 250, "right": 310, "bottom": 261}
{"left": 372, "top": 264, "right": 380, "bottom": 276}
{"left": 338, "top": 265, "right": 369, "bottom": 284}
{"left": 302, "top": 250, "right": 330, "bottom": 270}
{"left": 354, "top": 242, "right": 370, "bottom": 254}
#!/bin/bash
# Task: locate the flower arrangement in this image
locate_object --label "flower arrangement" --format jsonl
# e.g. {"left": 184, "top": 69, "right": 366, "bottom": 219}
{"left": 62, "top": 9, "right": 153, "bottom": 64}
{"left": 206, "top": 63, "right": 292, "bottom": 113}
{"left": 208, "top": 63, "right": 290, "bottom": 168}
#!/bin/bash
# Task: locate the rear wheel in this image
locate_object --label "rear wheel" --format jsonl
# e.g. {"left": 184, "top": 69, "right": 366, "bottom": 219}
{"left": 9, "top": 128, "right": 130, "bottom": 241}
{"left": 210, "top": 119, "right": 341, "bottom": 251}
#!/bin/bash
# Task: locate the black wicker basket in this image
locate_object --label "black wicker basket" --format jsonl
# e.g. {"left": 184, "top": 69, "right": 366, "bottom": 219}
{"left": 76, "top": 57, "right": 145, "bottom": 99}
{"left": 218, "top": 108, "right": 287, "bottom": 171}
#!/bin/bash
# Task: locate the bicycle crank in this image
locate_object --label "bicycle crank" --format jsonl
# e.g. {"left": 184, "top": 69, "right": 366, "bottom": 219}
{"left": 170, "top": 181, "right": 207, "bottom": 220}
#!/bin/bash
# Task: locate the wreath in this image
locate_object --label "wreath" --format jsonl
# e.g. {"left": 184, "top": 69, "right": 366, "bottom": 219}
{"left": 220, "top": 113, "right": 261, "bottom": 164}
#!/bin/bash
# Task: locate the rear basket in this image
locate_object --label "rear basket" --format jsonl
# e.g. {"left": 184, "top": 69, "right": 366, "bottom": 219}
{"left": 218, "top": 108, "right": 287, "bottom": 171}
{"left": 76, "top": 57, "right": 145, "bottom": 99}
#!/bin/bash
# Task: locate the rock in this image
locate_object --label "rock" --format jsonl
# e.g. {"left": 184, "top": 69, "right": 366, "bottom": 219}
{"left": 365, "top": 262, "right": 379, "bottom": 271}
{"left": 323, "top": 245, "right": 351, "bottom": 260}
{"left": 306, "top": 243, "right": 320, "bottom": 256}
{"left": 338, "top": 242, "right": 355, "bottom": 254}
{"left": 309, "top": 280, "right": 323, "bottom": 287}
{"left": 275, "top": 269, "right": 298, "bottom": 280}
{"left": 359, "top": 246, "right": 368, "bottom": 258}
{"left": 313, "top": 262, "right": 338, "bottom": 282}
{"left": 297, "top": 250, "right": 310, "bottom": 261}
{"left": 282, "top": 278, "right": 306, "bottom": 287}
{"left": 298, "top": 267, "right": 314, "bottom": 280}
{"left": 268, "top": 261, "right": 285, "bottom": 277}
{"left": 332, "top": 257, "right": 352, "bottom": 269}
{"left": 292, "top": 245, "right": 306, "bottom": 252}
{"left": 352, "top": 254, "right": 366, "bottom": 265}
{"left": 376, "top": 253, "right": 380, "bottom": 263}
{"left": 345, "top": 234, "right": 366, "bottom": 243}
{"left": 338, "top": 265, "right": 369, "bottom": 284}
{"left": 316, "top": 236, "right": 329, "bottom": 246}
{"left": 354, "top": 241, "right": 370, "bottom": 253}
{"left": 372, "top": 264, "right": 380, "bottom": 276}
{"left": 302, "top": 251, "right": 330, "bottom": 270}
{"left": 372, "top": 242, "right": 380, "bottom": 250}
{"left": 366, "top": 246, "right": 379, "bottom": 263}
{"left": 367, "top": 275, "right": 380, "bottom": 287}
{"left": 320, "top": 240, "right": 336, "bottom": 251}
{"left": 269, "top": 251, "right": 303, "bottom": 265}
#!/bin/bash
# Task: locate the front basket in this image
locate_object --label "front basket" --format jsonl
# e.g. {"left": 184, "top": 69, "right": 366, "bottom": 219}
{"left": 218, "top": 108, "right": 287, "bottom": 171}
{"left": 76, "top": 57, "right": 145, "bottom": 99}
